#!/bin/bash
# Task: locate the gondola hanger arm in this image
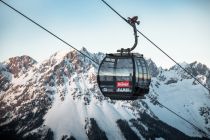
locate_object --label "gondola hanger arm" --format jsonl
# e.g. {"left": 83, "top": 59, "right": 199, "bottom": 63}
{"left": 117, "top": 16, "right": 139, "bottom": 53}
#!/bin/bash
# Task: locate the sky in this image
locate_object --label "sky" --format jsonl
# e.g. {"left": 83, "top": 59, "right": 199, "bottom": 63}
{"left": 0, "top": 0, "right": 210, "bottom": 68}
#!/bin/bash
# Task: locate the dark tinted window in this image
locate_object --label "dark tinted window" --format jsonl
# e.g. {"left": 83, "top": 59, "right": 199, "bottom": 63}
{"left": 116, "top": 58, "right": 133, "bottom": 81}
{"left": 99, "top": 58, "right": 115, "bottom": 81}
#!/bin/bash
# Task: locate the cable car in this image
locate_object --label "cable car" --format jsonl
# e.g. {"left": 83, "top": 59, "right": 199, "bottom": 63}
{"left": 97, "top": 16, "right": 151, "bottom": 100}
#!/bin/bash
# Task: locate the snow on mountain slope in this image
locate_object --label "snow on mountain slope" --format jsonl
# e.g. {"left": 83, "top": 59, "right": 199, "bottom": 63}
{"left": 147, "top": 78, "right": 210, "bottom": 137}
{"left": 146, "top": 63, "right": 210, "bottom": 137}
{"left": 0, "top": 48, "right": 210, "bottom": 140}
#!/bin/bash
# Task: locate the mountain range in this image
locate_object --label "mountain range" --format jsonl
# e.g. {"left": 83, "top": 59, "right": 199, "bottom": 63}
{"left": 0, "top": 47, "right": 210, "bottom": 140}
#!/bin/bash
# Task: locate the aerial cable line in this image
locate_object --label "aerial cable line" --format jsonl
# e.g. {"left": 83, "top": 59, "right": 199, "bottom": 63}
{"left": 0, "top": 0, "right": 99, "bottom": 65}
{"left": 0, "top": 0, "right": 208, "bottom": 92}
{"left": 146, "top": 95, "right": 209, "bottom": 137}
{"left": 1, "top": 0, "right": 209, "bottom": 92}
{"left": 1, "top": 0, "right": 209, "bottom": 137}
{"left": 100, "top": 0, "right": 209, "bottom": 136}
{"left": 136, "top": 31, "right": 210, "bottom": 92}
{"left": 100, "top": 0, "right": 210, "bottom": 93}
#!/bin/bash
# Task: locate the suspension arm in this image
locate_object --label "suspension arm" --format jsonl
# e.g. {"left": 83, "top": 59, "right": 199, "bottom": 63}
{"left": 117, "top": 16, "right": 139, "bottom": 53}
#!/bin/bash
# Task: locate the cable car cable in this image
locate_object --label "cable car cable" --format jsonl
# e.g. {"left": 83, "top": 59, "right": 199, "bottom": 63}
{"left": 100, "top": 0, "right": 210, "bottom": 93}
{"left": 2, "top": 0, "right": 209, "bottom": 92}
{"left": 136, "top": 30, "right": 210, "bottom": 92}
{"left": 1, "top": 1, "right": 209, "bottom": 137}
{"left": 0, "top": 0, "right": 99, "bottom": 66}
{"left": 100, "top": 0, "right": 209, "bottom": 137}
{"left": 146, "top": 95, "right": 209, "bottom": 137}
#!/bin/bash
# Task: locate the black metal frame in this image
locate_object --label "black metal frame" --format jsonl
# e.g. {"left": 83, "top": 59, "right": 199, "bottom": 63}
{"left": 97, "top": 16, "right": 151, "bottom": 100}
{"left": 97, "top": 53, "right": 150, "bottom": 100}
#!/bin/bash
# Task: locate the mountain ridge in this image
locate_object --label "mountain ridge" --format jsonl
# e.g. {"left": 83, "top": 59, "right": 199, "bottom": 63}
{"left": 0, "top": 48, "right": 210, "bottom": 140}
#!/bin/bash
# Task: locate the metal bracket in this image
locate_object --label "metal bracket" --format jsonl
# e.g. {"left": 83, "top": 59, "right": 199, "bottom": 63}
{"left": 117, "top": 16, "right": 139, "bottom": 54}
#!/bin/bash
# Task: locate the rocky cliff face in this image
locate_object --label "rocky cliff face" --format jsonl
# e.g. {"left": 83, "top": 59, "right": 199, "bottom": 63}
{"left": 147, "top": 58, "right": 159, "bottom": 77}
{"left": 168, "top": 61, "right": 210, "bottom": 89}
{"left": 0, "top": 48, "right": 209, "bottom": 140}
{"left": 6, "top": 55, "right": 37, "bottom": 78}
{"left": 0, "top": 55, "right": 36, "bottom": 92}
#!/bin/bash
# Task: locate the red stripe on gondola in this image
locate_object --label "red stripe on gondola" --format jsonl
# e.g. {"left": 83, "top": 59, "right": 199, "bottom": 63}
{"left": 116, "top": 81, "right": 130, "bottom": 88}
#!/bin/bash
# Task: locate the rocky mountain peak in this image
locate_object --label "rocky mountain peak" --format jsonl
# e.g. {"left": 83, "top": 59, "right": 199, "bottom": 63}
{"left": 5, "top": 55, "right": 37, "bottom": 78}
{"left": 169, "top": 61, "right": 210, "bottom": 78}
{"left": 0, "top": 49, "right": 210, "bottom": 139}
{"left": 169, "top": 62, "right": 189, "bottom": 71}
{"left": 147, "top": 58, "right": 159, "bottom": 77}
{"left": 189, "top": 61, "right": 209, "bottom": 76}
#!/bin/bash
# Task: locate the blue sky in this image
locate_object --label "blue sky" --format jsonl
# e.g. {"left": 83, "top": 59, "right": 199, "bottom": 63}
{"left": 0, "top": 0, "right": 210, "bottom": 68}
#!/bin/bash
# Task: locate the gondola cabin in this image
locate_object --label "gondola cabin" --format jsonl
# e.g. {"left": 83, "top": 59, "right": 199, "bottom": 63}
{"left": 97, "top": 53, "right": 151, "bottom": 100}
{"left": 97, "top": 16, "right": 151, "bottom": 100}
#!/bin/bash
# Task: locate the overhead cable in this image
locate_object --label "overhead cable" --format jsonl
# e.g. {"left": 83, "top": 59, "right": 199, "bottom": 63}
{"left": 146, "top": 95, "right": 209, "bottom": 137}
{"left": 1, "top": 0, "right": 209, "bottom": 137}
{"left": 100, "top": 0, "right": 210, "bottom": 92}
{"left": 0, "top": 0, "right": 99, "bottom": 65}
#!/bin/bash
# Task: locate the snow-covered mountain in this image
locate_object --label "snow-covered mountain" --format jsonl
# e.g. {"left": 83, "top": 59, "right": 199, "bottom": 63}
{"left": 0, "top": 48, "right": 210, "bottom": 140}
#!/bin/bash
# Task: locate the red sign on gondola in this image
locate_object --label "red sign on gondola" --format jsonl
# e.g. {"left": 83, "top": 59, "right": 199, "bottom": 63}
{"left": 116, "top": 81, "right": 130, "bottom": 88}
